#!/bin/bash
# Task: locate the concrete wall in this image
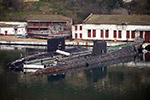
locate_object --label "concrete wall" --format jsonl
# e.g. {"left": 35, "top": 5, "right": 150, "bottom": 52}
{"left": 17, "top": 27, "right": 26, "bottom": 35}
{"left": 27, "top": 21, "right": 71, "bottom": 34}
{"left": 0, "top": 27, "right": 26, "bottom": 35}
{"left": 0, "top": 27, "right": 15, "bottom": 35}
{"left": 0, "top": 21, "right": 27, "bottom": 35}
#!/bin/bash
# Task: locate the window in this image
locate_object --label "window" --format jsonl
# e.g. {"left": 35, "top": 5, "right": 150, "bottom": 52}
{"left": 114, "top": 30, "right": 117, "bottom": 38}
{"left": 126, "top": 31, "right": 130, "bottom": 39}
{"left": 51, "top": 22, "right": 53, "bottom": 26}
{"left": 75, "top": 26, "right": 77, "bottom": 31}
{"left": 101, "top": 30, "right": 103, "bottom": 38}
{"left": 80, "top": 26, "right": 82, "bottom": 30}
{"left": 75, "top": 33, "right": 77, "bottom": 39}
{"left": 93, "top": 30, "right": 96, "bottom": 37}
{"left": 140, "top": 31, "right": 143, "bottom": 38}
{"left": 33, "top": 23, "right": 36, "bottom": 26}
{"left": 46, "top": 23, "right": 49, "bottom": 27}
{"left": 80, "top": 33, "right": 82, "bottom": 38}
{"left": 88, "top": 30, "right": 91, "bottom": 37}
{"left": 105, "top": 30, "right": 109, "bottom": 38}
{"left": 131, "top": 31, "right": 135, "bottom": 38}
{"left": 118, "top": 30, "right": 122, "bottom": 38}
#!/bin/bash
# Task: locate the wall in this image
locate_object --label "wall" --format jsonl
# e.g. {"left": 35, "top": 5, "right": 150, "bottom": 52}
{"left": 0, "top": 27, "right": 15, "bottom": 35}
{"left": 17, "top": 27, "right": 26, "bottom": 35}
{"left": 72, "top": 24, "right": 150, "bottom": 42}
{"left": 27, "top": 21, "right": 69, "bottom": 34}
{"left": 0, "top": 21, "right": 27, "bottom": 35}
{"left": 0, "top": 27, "right": 26, "bottom": 35}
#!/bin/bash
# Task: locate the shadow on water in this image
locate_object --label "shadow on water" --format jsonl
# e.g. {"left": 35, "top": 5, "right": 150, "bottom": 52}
{"left": 1, "top": 47, "right": 150, "bottom": 100}
{"left": 92, "top": 67, "right": 107, "bottom": 83}
{"left": 46, "top": 55, "right": 135, "bottom": 83}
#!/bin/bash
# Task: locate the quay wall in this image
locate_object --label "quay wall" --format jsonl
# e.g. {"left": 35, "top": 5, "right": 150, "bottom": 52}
{"left": 0, "top": 40, "right": 127, "bottom": 47}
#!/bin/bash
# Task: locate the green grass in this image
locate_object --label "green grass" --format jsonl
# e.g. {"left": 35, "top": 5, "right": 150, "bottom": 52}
{"left": 0, "top": 0, "right": 149, "bottom": 22}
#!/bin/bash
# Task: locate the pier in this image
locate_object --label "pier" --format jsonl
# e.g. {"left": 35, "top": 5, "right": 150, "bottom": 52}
{"left": 0, "top": 36, "right": 129, "bottom": 46}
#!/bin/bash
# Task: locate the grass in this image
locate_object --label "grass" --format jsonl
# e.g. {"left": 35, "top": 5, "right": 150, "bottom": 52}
{"left": 1, "top": 0, "right": 149, "bottom": 22}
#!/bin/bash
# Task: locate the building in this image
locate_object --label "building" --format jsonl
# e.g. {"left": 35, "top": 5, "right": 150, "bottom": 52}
{"left": 72, "top": 13, "right": 150, "bottom": 43}
{"left": 26, "top": 14, "right": 72, "bottom": 35}
{"left": 0, "top": 22, "right": 27, "bottom": 35}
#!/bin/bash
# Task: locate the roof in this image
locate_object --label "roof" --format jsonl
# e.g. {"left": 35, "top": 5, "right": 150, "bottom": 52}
{"left": 0, "top": 21, "right": 26, "bottom": 28}
{"left": 83, "top": 13, "right": 150, "bottom": 25}
{"left": 0, "top": 22, "right": 27, "bottom": 26}
{"left": 0, "top": 23, "right": 18, "bottom": 27}
{"left": 27, "top": 14, "right": 72, "bottom": 22}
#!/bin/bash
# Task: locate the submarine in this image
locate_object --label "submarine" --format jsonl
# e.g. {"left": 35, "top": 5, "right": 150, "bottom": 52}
{"left": 10, "top": 37, "right": 139, "bottom": 75}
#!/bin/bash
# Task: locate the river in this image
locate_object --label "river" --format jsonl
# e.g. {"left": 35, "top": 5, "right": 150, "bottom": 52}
{"left": 0, "top": 45, "right": 150, "bottom": 100}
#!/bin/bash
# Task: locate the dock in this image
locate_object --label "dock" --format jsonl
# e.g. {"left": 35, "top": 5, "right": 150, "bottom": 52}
{"left": 0, "top": 36, "right": 129, "bottom": 46}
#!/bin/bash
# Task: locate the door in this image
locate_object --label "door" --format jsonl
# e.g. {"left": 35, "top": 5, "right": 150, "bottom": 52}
{"left": 118, "top": 30, "right": 122, "bottom": 38}
{"left": 14, "top": 28, "right": 17, "bottom": 35}
{"left": 126, "top": 31, "right": 130, "bottom": 39}
{"left": 145, "top": 52, "right": 150, "bottom": 61}
{"left": 93, "top": 30, "right": 96, "bottom": 37}
{"left": 75, "top": 33, "right": 77, "bottom": 39}
{"left": 101, "top": 30, "right": 103, "bottom": 38}
{"left": 114, "top": 30, "right": 117, "bottom": 38}
{"left": 140, "top": 31, "right": 143, "bottom": 38}
{"left": 5, "top": 31, "right": 8, "bottom": 35}
{"left": 105, "top": 30, "right": 109, "bottom": 38}
{"left": 80, "top": 33, "right": 82, "bottom": 39}
{"left": 145, "top": 31, "right": 150, "bottom": 43}
{"left": 88, "top": 30, "right": 91, "bottom": 38}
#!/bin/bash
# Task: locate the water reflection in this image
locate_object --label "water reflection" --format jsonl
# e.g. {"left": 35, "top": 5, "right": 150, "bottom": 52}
{"left": 48, "top": 74, "right": 66, "bottom": 82}
{"left": 142, "top": 52, "right": 150, "bottom": 61}
{"left": 92, "top": 67, "right": 107, "bottom": 82}
{"left": 1, "top": 48, "right": 150, "bottom": 100}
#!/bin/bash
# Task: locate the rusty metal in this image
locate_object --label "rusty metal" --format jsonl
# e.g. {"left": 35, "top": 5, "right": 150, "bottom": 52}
{"left": 32, "top": 45, "right": 137, "bottom": 75}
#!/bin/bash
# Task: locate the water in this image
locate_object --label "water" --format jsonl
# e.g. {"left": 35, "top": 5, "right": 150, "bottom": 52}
{"left": 0, "top": 46, "right": 150, "bottom": 100}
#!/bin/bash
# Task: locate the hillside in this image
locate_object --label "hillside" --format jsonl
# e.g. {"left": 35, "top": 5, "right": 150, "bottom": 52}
{"left": 0, "top": 0, "right": 150, "bottom": 23}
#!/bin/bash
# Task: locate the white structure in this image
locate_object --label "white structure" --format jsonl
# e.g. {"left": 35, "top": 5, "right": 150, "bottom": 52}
{"left": 24, "top": 0, "right": 39, "bottom": 2}
{"left": 123, "top": 0, "right": 132, "bottom": 3}
{"left": 72, "top": 14, "right": 150, "bottom": 43}
{"left": 56, "top": 50, "right": 71, "bottom": 56}
{"left": 0, "top": 22, "right": 27, "bottom": 35}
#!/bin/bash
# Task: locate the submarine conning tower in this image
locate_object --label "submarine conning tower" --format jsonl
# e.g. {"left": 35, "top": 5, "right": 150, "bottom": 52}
{"left": 47, "top": 37, "right": 65, "bottom": 52}
{"left": 92, "top": 40, "right": 107, "bottom": 55}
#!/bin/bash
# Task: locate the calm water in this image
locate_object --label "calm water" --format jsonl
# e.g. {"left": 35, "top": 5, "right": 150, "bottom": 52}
{"left": 0, "top": 46, "right": 150, "bottom": 100}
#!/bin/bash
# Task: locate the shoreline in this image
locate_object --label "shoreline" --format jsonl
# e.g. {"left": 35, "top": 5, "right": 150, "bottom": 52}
{"left": 0, "top": 36, "right": 129, "bottom": 47}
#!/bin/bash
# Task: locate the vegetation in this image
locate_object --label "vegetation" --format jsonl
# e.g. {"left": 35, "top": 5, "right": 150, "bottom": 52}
{"left": 0, "top": 0, "right": 150, "bottom": 23}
